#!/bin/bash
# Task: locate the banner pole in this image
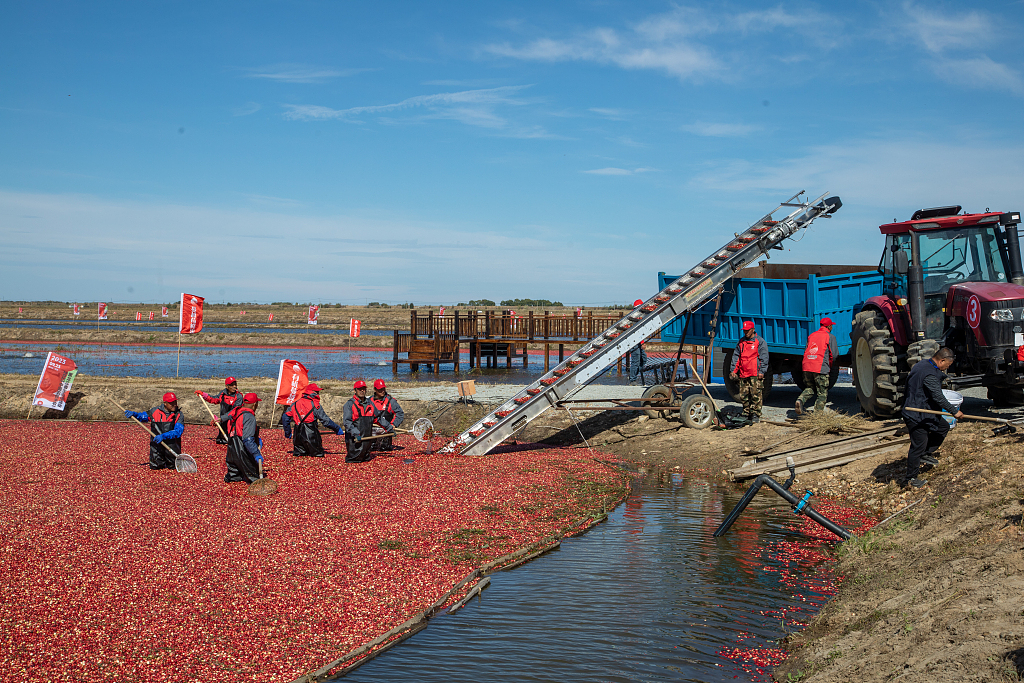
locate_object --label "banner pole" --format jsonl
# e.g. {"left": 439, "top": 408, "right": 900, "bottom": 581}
{"left": 26, "top": 403, "right": 33, "bottom": 420}
{"left": 269, "top": 404, "right": 276, "bottom": 429}
{"left": 176, "top": 331, "right": 181, "bottom": 377}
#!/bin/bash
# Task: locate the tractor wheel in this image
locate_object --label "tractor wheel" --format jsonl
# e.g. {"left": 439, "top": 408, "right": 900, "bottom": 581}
{"left": 906, "top": 339, "right": 940, "bottom": 369}
{"left": 679, "top": 393, "right": 714, "bottom": 429}
{"left": 851, "top": 308, "right": 903, "bottom": 418}
{"left": 987, "top": 386, "right": 1024, "bottom": 407}
{"left": 642, "top": 384, "right": 673, "bottom": 419}
{"left": 722, "top": 349, "right": 774, "bottom": 402}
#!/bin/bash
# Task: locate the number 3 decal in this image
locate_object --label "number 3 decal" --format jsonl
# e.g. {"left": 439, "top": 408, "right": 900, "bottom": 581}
{"left": 966, "top": 295, "right": 981, "bottom": 329}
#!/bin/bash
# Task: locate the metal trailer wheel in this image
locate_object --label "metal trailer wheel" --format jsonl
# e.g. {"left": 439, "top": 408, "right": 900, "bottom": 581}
{"left": 641, "top": 384, "right": 674, "bottom": 419}
{"left": 679, "top": 394, "right": 714, "bottom": 429}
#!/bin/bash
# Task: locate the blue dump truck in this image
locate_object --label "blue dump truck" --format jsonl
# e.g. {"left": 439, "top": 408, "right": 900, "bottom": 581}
{"left": 659, "top": 262, "right": 883, "bottom": 400}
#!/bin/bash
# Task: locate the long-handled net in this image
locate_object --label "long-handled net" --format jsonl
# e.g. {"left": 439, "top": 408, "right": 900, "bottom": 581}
{"left": 411, "top": 418, "right": 434, "bottom": 442}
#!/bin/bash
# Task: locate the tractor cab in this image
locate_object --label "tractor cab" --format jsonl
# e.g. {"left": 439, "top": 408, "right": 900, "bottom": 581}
{"left": 878, "top": 207, "right": 1024, "bottom": 341}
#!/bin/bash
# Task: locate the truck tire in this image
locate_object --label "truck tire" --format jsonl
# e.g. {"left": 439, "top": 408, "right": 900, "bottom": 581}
{"left": 722, "top": 349, "right": 773, "bottom": 401}
{"left": 851, "top": 309, "right": 902, "bottom": 418}
{"left": 679, "top": 394, "right": 714, "bottom": 429}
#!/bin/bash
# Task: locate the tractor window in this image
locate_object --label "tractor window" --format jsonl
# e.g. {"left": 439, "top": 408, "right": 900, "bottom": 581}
{"left": 916, "top": 227, "right": 1008, "bottom": 295}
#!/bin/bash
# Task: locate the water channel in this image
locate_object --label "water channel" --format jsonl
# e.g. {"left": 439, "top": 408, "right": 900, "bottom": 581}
{"left": 338, "top": 469, "right": 860, "bottom": 682}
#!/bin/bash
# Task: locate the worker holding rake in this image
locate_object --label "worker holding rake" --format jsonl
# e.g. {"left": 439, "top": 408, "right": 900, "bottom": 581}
{"left": 224, "top": 392, "right": 265, "bottom": 484}
{"left": 195, "top": 377, "right": 243, "bottom": 445}
{"left": 124, "top": 392, "right": 184, "bottom": 470}
{"left": 370, "top": 379, "right": 404, "bottom": 451}
{"left": 281, "top": 383, "right": 343, "bottom": 457}
{"left": 344, "top": 380, "right": 393, "bottom": 463}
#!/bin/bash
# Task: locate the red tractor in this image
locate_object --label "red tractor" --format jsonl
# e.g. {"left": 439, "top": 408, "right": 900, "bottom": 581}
{"left": 852, "top": 206, "right": 1024, "bottom": 416}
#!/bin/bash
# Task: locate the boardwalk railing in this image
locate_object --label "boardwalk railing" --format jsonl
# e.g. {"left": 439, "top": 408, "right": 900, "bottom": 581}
{"left": 408, "top": 310, "right": 638, "bottom": 341}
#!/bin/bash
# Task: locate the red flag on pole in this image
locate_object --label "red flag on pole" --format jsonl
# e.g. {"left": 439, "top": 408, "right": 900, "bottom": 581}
{"left": 349, "top": 318, "right": 361, "bottom": 337}
{"left": 33, "top": 352, "right": 78, "bottom": 411}
{"left": 179, "top": 293, "right": 204, "bottom": 334}
{"left": 135, "top": 312, "right": 142, "bottom": 321}
{"left": 18, "top": 307, "right": 23, "bottom": 313}
{"left": 268, "top": 313, "right": 274, "bottom": 322}
{"left": 72, "top": 304, "right": 80, "bottom": 316}
{"left": 97, "top": 303, "right": 108, "bottom": 320}
{"left": 275, "top": 360, "right": 309, "bottom": 406}
{"left": 308, "top": 305, "right": 319, "bottom": 325}
{"left": 439, "top": 306, "right": 445, "bottom": 316}
{"left": 148, "top": 311, "right": 154, "bottom": 321}
{"left": 161, "top": 306, "right": 168, "bottom": 317}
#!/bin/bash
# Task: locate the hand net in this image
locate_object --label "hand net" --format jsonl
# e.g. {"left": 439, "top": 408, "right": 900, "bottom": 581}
{"left": 412, "top": 418, "right": 434, "bottom": 442}
{"left": 175, "top": 453, "right": 198, "bottom": 474}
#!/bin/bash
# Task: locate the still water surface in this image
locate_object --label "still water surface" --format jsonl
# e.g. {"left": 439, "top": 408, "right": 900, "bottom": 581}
{"left": 339, "top": 470, "right": 844, "bottom": 682}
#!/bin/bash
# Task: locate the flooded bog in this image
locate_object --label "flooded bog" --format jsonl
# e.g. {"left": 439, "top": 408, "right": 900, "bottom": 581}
{"left": 338, "top": 468, "right": 869, "bottom": 682}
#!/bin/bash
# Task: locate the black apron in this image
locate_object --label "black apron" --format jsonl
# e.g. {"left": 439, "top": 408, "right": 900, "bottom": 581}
{"left": 345, "top": 398, "right": 376, "bottom": 463}
{"left": 293, "top": 401, "right": 325, "bottom": 457}
{"left": 225, "top": 409, "right": 261, "bottom": 483}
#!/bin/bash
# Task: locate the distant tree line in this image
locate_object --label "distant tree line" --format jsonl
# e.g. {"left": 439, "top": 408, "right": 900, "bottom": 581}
{"left": 500, "top": 298, "right": 564, "bottom": 307}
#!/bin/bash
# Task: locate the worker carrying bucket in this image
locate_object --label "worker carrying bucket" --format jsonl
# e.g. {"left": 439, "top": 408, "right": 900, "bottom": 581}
{"left": 901, "top": 347, "right": 964, "bottom": 488}
{"left": 795, "top": 318, "right": 838, "bottom": 415}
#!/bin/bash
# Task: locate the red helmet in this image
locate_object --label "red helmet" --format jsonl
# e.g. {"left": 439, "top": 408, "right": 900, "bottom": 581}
{"left": 163, "top": 392, "right": 178, "bottom": 403}
{"left": 224, "top": 377, "right": 237, "bottom": 386}
{"left": 633, "top": 299, "right": 644, "bottom": 307}
{"left": 743, "top": 320, "right": 755, "bottom": 331}
{"left": 820, "top": 317, "right": 834, "bottom": 327}
{"left": 373, "top": 379, "right": 386, "bottom": 391}
{"left": 304, "top": 383, "right": 321, "bottom": 394}
{"left": 354, "top": 380, "right": 367, "bottom": 390}
{"left": 243, "top": 392, "right": 260, "bottom": 404}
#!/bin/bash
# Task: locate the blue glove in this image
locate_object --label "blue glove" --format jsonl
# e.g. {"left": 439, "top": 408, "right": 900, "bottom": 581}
{"left": 336, "top": 426, "right": 344, "bottom": 436}
{"left": 284, "top": 428, "right": 292, "bottom": 439}
{"left": 258, "top": 438, "right": 264, "bottom": 448}
{"left": 151, "top": 433, "right": 164, "bottom": 444}
{"left": 255, "top": 452, "right": 264, "bottom": 463}
{"left": 354, "top": 434, "right": 362, "bottom": 444}
{"left": 125, "top": 410, "right": 137, "bottom": 419}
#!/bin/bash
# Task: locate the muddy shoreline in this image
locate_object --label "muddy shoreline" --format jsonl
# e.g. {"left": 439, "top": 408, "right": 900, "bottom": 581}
{"left": 3, "top": 371, "right": 1023, "bottom": 681}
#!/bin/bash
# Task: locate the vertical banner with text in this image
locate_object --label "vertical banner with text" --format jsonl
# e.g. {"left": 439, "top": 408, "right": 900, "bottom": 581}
{"left": 349, "top": 318, "right": 361, "bottom": 338}
{"left": 98, "top": 303, "right": 108, "bottom": 320}
{"left": 161, "top": 306, "right": 168, "bottom": 317}
{"left": 33, "top": 352, "right": 79, "bottom": 411}
{"left": 179, "top": 293, "right": 205, "bottom": 334}
{"left": 275, "top": 360, "right": 309, "bottom": 406}
{"left": 308, "top": 305, "right": 319, "bottom": 325}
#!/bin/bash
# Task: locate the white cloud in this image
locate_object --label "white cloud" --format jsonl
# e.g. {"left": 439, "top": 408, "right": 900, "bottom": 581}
{"left": 242, "top": 65, "right": 373, "bottom": 83}
{"left": 232, "top": 102, "right": 261, "bottom": 117}
{"left": 583, "top": 167, "right": 653, "bottom": 176}
{"left": 484, "top": 5, "right": 838, "bottom": 82}
{"left": 681, "top": 122, "right": 760, "bottom": 137}
{"left": 933, "top": 56, "right": 1024, "bottom": 96}
{"left": 903, "top": 2, "right": 993, "bottom": 53}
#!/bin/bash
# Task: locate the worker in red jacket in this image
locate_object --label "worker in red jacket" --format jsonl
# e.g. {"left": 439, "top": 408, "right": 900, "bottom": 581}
{"left": 195, "top": 377, "right": 243, "bottom": 444}
{"left": 224, "top": 392, "right": 264, "bottom": 484}
{"left": 370, "top": 379, "right": 404, "bottom": 451}
{"left": 729, "top": 320, "right": 769, "bottom": 424}
{"left": 124, "top": 392, "right": 184, "bottom": 469}
{"left": 281, "top": 383, "right": 343, "bottom": 458}
{"left": 344, "top": 380, "right": 393, "bottom": 463}
{"left": 795, "top": 317, "right": 839, "bottom": 415}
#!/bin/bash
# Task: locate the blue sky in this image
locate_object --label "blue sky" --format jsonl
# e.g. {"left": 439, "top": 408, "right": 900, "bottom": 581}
{"left": 2, "top": 1, "right": 1023, "bottom": 305}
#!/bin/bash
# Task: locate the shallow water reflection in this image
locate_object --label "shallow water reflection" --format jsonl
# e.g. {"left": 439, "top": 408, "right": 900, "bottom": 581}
{"left": 339, "top": 469, "right": 841, "bottom": 682}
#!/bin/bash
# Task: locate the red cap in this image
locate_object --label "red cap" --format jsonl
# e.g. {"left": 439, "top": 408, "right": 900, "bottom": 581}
{"left": 243, "top": 392, "right": 260, "bottom": 404}
{"left": 354, "top": 380, "right": 367, "bottom": 390}
{"left": 820, "top": 317, "right": 834, "bottom": 327}
{"left": 742, "top": 321, "right": 755, "bottom": 331}
{"left": 373, "top": 379, "right": 386, "bottom": 390}
{"left": 633, "top": 299, "right": 644, "bottom": 307}
{"left": 163, "top": 392, "right": 178, "bottom": 403}
{"left": 224, "top": 377, "right": 237, "bottom": 386}
{"left": 304, "top": 383, "right": 321, "bottom": 394}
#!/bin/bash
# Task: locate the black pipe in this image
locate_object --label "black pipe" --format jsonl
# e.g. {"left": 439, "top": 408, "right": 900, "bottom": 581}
{"left": 1002, "top": 218, "right": 1024, "bottom": 286}
{"left": 907, "top": 230, "right": 926, "bottom": 342}
{"left": 714, "top": 471, "right": 852, "bottom": 541}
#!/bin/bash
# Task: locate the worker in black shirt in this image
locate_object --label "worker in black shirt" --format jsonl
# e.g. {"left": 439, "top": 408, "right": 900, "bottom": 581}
{"left": 901, "top": 347, "right": 964, "bottom": 488}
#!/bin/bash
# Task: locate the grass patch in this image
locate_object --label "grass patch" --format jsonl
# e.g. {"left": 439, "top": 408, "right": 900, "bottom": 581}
{"left": 798, "top": 410, "right": 868, "bottom": 435}
{"left": 378, "top": 539, "right": 404, "bottom": 550}
{"left": 844, "top": 608, "right": 894, "bottom": 634}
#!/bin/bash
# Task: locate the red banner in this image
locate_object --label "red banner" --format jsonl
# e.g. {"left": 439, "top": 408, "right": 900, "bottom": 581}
{"left": 179, "top": 293, "right": 204, "bottom": 334}
{"left": 98, "top": 303, "right": 108, "bottom": 320}
{"left": 268, "top": 313, "right": 274, "bottom": 322}
{"left": 439, "top": 306, "right": 445, "bottom": 316}
{"left": 33, "top": 352, "right": 79, "bottom": 411}
{"left": 18, "top": 307, "right": 23, "bottom": 313}
{"left": 275, "top": 359, "right": 309, "bottom": 406}
{"left": 72, "top": 304, "right": 80, "bottom": 316}
{"left": 135, "top": 311, "right": 142, "bottom": 321}
{"left": 349, "top": 318, "right": 361, "bottom": 338}
{"left": 161, "top": 306, "right": 168, "bottom": 317}
{"left": 148, "top": 311, "right": 154, "bottom": 321}
{"left": 308, "top": 305, "right": 319, "bottom": 325}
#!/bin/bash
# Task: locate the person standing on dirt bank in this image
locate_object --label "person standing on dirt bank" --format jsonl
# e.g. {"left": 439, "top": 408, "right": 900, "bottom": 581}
{"left": 344, "top": 380, "right": 394, "bottom": 463}
{"left": 627, "top": 299, "right": 649, "bottom": 385}
{"left": 795, "top": 318, "right": 838, "bottom": 415}
{"left": 124, "top": 392, "right": 183, "bottom": 470}
{"left": 281, "top": 383, "right": 343, "bottom": 458}
{"left": 370, "top": 379, "right": 404, "bottom": 451}
{"left": 729, "top": 321, "right": 768, "bottom": 424}
{"left": 901, "top": 347, "right": 964, "bottom": 488}
{"left": 195, "top": 377, "right": 242, "bottom": 445}
{"left": 224, "top": 392, "right": 264, "bottom": 484}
